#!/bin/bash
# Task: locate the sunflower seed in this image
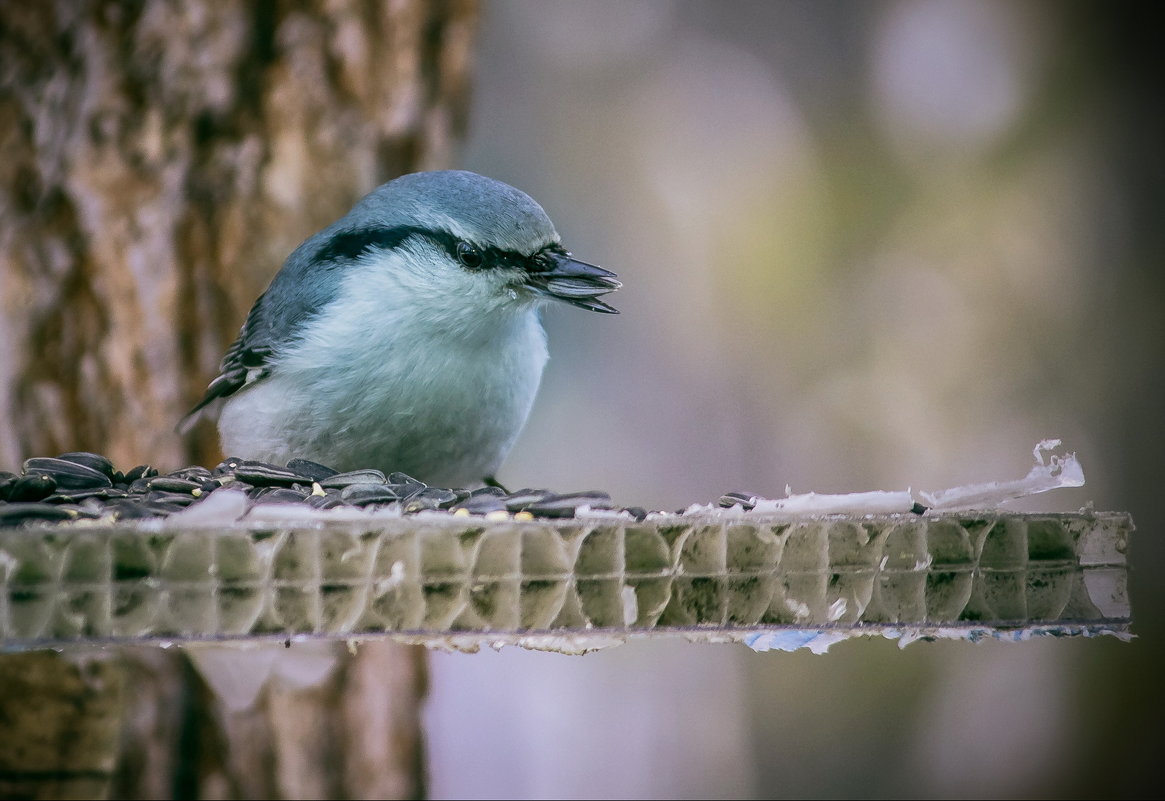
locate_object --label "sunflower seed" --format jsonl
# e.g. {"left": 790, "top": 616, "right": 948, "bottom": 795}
{"left": 234, "top": 462, "right": 311, "bottom": 487}
{"left": 45, "top": 487, "right": 129, "bottom": 503}
{"left": 102, "top": 500, "right": 166, "bottom": 520}
{"left": 503, "top": 489, "right": 555, "bottom": 512}
{"left": 140, "top": 499, "right": 192, "bottom": 515}
{"left": 252, "top": 487, "right": 312, "bottom": 504}
{"left": 167, "top": 466, "right": 214, "bottom": 483}
{"left": 248, "top": 485, "right": 293, "bottom": 499}
{"left": 403, "top": 496, "right": 437, "bottom": 512}
{"left": 56, "top": 452, "right": 117, "bottom": 480}
{"left": 213, "top": 457, "right": 245, "bottom": 476}
{"left": 392, "top": 485, "right": 425, "bottom": 503}
{"left": 23, "top": 457, "right": 113, "bottom": 489}
{"left": 306, "top": 492, "right": 346, "bottom": 509}
{"left": 403, "top": 486, "right": 458, "bottom": 513}
{"left": 320, "top": 469, "right": 387, "bottom": 489}
{"left": 718, "top": 492, "right": 758, "bottom": 510}
{"left": 625, "top": 506, "right": 649, "bottom": 522}
{"left": 286, "top": 458, "right": 340, "bottom": 482}
{"left": 144, "top": 490, "right": 200, "bottom": 507}
{"left": 2, "top": 454, "right": 662, "bottom": 527}
{"left": 469, "top": 485, "right": 507, "bottom": 498}
{"left": 388, "top": 473, "right": 425, "bottom": 498}
{"left": 0, "top": 502, "right": 77, "bottom": 525}
{"left": 525, "top": 491, "right": 614, "bottom": 518}
{"left": 147, "top": 477, "right": 204, "bottom": 495}
{"left": 453, "top": 494, "right": 507, "bottom": 514}
{"left": 56, "top": 504, "right": 101, "bottom": 520}
{"left": 123, "top": 464, "right": 158, "bottom": 483}
{"left": 6, "top": 473, "right": 58, "bottom": 502}
{"left": 415, "top": 486, "right": 459, "bottom": 506}
{"left": 339, "top": 484, "right": 398, "bottom": 505}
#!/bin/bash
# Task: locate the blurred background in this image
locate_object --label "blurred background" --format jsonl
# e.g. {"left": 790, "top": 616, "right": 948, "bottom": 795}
{"left": 424, "top": 2, "right": 1163, "bottom": 798}
{"left": 1, "top": 0, "right": 1160, "bottom": 797}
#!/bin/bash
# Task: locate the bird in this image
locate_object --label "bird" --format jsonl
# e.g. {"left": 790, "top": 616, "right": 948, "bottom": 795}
{"left": 183, "top": 170, "right": 620, "bottom": 488}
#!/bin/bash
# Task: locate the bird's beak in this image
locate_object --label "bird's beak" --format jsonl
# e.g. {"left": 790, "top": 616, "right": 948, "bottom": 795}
{"left": 526, "top": 250, "right": 621, "bottom": 314}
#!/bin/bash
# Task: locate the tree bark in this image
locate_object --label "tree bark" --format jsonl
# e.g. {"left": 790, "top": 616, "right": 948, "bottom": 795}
{"left": 0, "top": 1, "right": 478, "bottom": 797}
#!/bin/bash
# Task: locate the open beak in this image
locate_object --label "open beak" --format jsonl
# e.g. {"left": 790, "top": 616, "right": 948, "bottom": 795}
{"left": 526, "top": 250, "right": 621, "bottom": 313}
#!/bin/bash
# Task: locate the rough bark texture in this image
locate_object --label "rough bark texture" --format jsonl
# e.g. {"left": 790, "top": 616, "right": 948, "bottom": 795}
{"left": 0, "top": 0, "right": 476, "bottom": 470}
{"left": 104, "top": 643, "right": 429, "bottom": 800}
{"left": 0, "top": 652, "right": 124, "bottom": 800}
{"left": 0, "top": 1, "right": 478, "bottom": 798}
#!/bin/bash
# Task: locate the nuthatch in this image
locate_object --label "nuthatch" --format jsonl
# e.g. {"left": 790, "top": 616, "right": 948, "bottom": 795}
{"left": 185, "top": 170, "right": 620, "bottom": 487}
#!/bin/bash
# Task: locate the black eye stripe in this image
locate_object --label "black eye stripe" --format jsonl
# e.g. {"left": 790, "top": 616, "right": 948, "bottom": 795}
{"left": 314, "top": 226, "right": 425, "bottom": 263}
{"left": 312, "top": 225, "right": 559, "bottom": 273}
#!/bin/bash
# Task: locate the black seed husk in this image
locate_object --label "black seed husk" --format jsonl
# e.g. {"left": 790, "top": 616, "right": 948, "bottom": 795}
{"left": 286, "top": 458, "right": 340, "bottom": 482}
{"left": 123, "top": 464, "right": 159, "bottom": 483}
{"left": 45, "top": 487, "right": 129, "bottom": 503}
{"left": 252, "top": 487, "right": 312, "bottom": 504}
{"left": 57, "top": 452, "right": 117, "bottom": 480}
{"left": 147, "top": 477, "right": 204, "bottom": 495}
{"left": 404, "top": 486, "right": 459, "bottom": 512}
{"left": 23, "top": 457, "right": 113, "bottom": 489}
{"left": 140, "top": 500, "right": 192, "bottom": 515}
{"left": 213, "top": 457, "right": 245, "bottom": 476}
{"left": 525, "top": 492, "right": 614, "bottom": 518}
{"left": 306, "top": 492, "right": 347, "bottom": 509}
{"left": 469, "top": 485, "right": 507, "bottom": 498}
{"left": 167, "top": 466, "right": 214, "bottom": 483}
{"left": 320, "top": 469, "right": 388, "bottom": 489}
{"left": 3, "top": 454, "right": 739, "bottom": 529}
{"left": 234, "top": 462, "right": 311, "bottom": 487}
{"left": 503, "top": 489, "right": 555, "bottom": 512}
{"left": 144, "top": 490, "right": 200, "bottom": 507}
{"left": 719, "top": 491, "right": 758, "bottom": 510}
{"left": 103, "top": 500, "right": 166, "bottom": 520}
{"left": 0, "top": 502, "right": 77, "bottom": 525}
{"left": 339, "top": 484, "right": 399, "bottom": 505}
{"left": 404, "top": 496, "right": 439, "bottom": 513}
{"left": 413, "top": 486, "right": 459, "bottom": 507}
{"left": 453, "top": 494, "right": 507, "bottom": 514}
{"left": 6, "top": 473, "right": 58, "bottom": 502}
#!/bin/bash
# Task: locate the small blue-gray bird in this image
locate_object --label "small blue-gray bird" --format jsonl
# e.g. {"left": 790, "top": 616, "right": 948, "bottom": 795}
{"left": 184, "top": 170, "right": 620, "bottom": 487}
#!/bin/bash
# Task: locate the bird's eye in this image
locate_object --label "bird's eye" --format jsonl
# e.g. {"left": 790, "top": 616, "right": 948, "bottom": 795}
{"left": 456, "top": 241, "right": 484, "bottom": 269}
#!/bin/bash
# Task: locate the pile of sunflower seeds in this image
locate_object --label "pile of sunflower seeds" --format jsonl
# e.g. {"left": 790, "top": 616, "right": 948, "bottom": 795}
{"left": 0, "top": 452, "right": 656, "bottom": 528}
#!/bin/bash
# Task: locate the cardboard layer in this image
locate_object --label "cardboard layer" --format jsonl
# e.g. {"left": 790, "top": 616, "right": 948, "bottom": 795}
{"left": 0, "top": 510, "right": 1131, "bottom": 651}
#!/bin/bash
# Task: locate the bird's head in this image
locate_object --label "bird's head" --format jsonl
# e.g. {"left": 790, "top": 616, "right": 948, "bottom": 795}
{"left": 312, "top": 171, "right": 621, "bottom": 319}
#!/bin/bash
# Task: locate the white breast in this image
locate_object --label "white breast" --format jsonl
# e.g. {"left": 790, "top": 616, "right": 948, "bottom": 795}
{"left": 218, "top": 248, "right": 549, "bottom": 487}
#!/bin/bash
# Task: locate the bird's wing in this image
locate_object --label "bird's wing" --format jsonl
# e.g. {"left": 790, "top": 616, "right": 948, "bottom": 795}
{"left": 202, "top": 294, "right": 278, "bottom": 406}
{"left": 179, "top": 222, "right": 414, "bottom": 431}
{"left": 179, "top": 225, "right": 354, "bottom": 428}
{"left": 179, "top": 292, "right": 280, "bottom": 429}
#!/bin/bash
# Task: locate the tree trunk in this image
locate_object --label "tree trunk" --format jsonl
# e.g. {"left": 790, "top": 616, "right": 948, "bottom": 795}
{"left": 0, "top": 1, "right": 478, "bottom": 797}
